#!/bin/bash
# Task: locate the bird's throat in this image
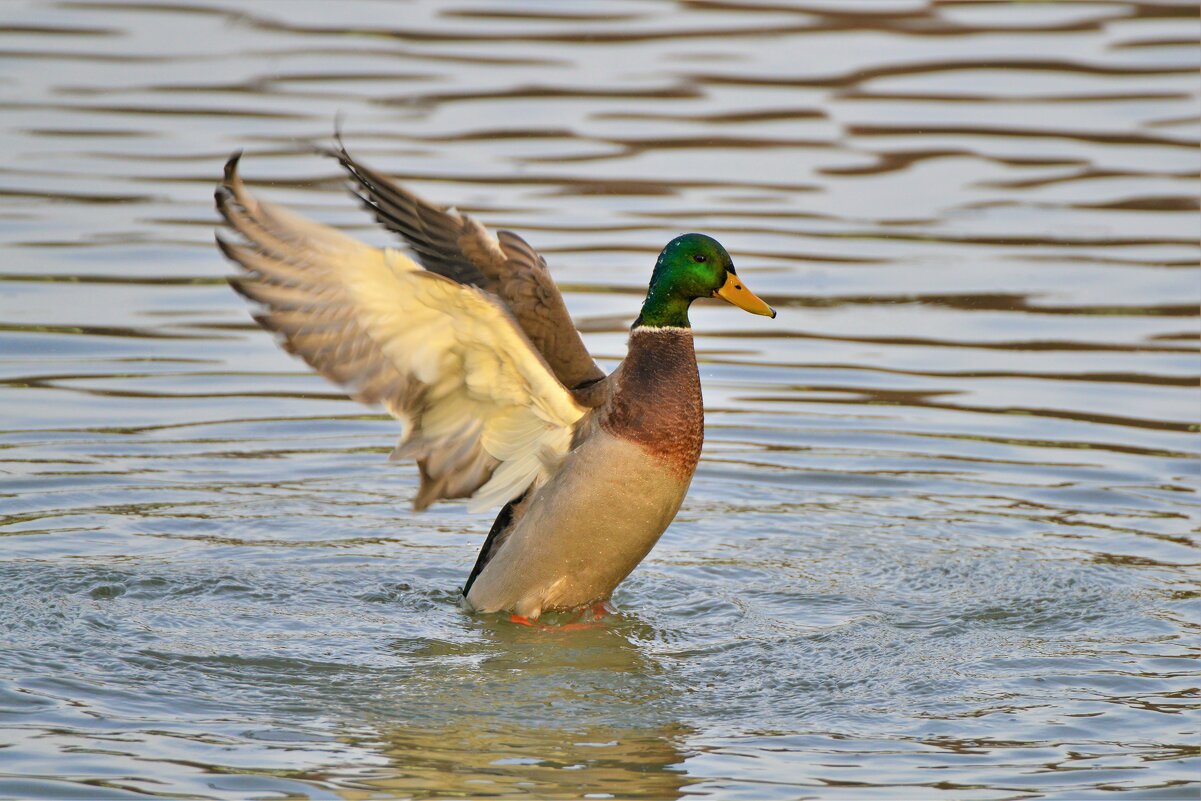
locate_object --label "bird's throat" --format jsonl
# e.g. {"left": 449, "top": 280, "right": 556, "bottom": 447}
{"left": 633, "top": 291, "right": 691, "bottom": 329}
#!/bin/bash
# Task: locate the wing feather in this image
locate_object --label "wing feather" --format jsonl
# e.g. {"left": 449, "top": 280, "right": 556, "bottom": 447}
{"left": 216, "top": 153, "right": 585, "bottom": 511}
{"left": 324, "top": 144, "right": 606, "bottom": 391}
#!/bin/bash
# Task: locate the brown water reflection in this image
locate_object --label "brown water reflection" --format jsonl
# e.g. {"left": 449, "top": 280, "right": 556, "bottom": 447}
{"left": 0, "top": 0, "right": 1197, "bottom": 799}
{"left": 341, "top": 723, "right": 692, "bottom": 800}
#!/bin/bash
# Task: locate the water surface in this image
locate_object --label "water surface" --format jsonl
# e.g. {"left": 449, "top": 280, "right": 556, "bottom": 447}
{"left": 1, "top": 1, "right": 1198, "bottom": 798}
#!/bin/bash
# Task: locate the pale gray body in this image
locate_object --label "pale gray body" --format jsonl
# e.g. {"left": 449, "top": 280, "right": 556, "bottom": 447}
{"left": 465, "top": 426, "right": 691, "bottom": 617}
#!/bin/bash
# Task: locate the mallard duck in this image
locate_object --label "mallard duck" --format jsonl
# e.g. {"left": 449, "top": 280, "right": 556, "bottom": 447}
{"left": 215, "top": 147, "right": 774, "bottom": 622}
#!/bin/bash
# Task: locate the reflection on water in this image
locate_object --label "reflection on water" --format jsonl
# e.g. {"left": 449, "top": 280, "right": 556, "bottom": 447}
{"left": 359, "top": 725, "right": 689, "bottom": 799}
{"left": 0, "top": 0, "right": 1198, "bottom": 799}
{"left": 340, "top": 623, "right": 693, "bottom": 798}
{"left": 348, "top": 624, "right": 691, "bottom": 797}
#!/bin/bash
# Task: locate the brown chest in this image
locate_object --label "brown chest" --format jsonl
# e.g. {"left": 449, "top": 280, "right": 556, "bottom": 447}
{"left": 600, "top": 328, "right": 704, "bottom": 480}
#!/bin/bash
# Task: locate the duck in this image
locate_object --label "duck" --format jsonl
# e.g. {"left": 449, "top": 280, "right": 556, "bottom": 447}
{"left": 215, "top": 146, "right": 775, "bottom": 623}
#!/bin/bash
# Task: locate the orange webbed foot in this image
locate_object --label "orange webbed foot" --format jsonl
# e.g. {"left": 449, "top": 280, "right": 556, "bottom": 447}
{"left": 506, "top": 602, "right": 613, "bottom": 632}
{"left": 508, "top": 613, "right": 556, "bottom": 632}
{"left": 556, "top": 621, "right": 603, "bottom": 631}
{"left": 551, "top": 602, "right": 613, "bottom": 631}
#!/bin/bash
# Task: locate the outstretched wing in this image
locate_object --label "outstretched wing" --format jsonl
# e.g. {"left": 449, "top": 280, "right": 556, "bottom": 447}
{"left": 324, "top": 144, "right": 606, "bottom": 392}
{"left": 215, "top": 153, "right": 586, "bottom": 512}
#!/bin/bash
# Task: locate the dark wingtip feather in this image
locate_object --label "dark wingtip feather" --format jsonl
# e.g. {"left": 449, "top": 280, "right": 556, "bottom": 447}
{"left": 226, "top": 274, "right": 259, "bottom": 304}
{"left": 213, "top": 186, "right": 234, "bottom": 221}
{"left": 251, "top": 310, "right": 281, "bottom": 335}
{"left": 314, "top": 124, "right": 354, "bottom": 169}
{"left": 313, "top": 143, "right": 344, "bottom": 163}
{"left": 215, "top": 151, "right": 245, "bottom": 219}
{"left": 333, "top": 112, "right": 348, "bottom": 152}
{"left": 214, "top": 232, "right": 246, "bottom": 268}
{"left": 222, "top": 150, "right": 243, "bottom": 184}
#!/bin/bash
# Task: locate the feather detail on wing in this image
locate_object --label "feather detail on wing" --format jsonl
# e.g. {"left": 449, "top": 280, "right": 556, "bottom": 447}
{"left": 323, "top": 143, "right": 606, "bottom": 391}
{"left": 215, "top": 152, "right": 586, "bottom": 512}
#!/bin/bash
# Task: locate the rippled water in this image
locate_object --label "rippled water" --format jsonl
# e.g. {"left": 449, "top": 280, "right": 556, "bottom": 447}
{"left": 1, "top": 1, "right": 1198, "bottom": 798}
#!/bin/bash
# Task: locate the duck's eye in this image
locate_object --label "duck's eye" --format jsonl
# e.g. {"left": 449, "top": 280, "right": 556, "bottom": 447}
{"left": 693, "top": 254, "right": 707, "bottom": 263}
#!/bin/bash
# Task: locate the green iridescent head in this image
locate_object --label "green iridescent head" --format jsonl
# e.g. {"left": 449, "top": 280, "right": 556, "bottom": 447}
{"left": 634, "top": 233, "right": 775, "bottom": 329}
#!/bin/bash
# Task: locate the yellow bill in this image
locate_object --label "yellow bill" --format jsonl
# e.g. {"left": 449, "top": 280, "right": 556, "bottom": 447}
{"left": 714, "top": 272, "right": 776, "bottom": 318}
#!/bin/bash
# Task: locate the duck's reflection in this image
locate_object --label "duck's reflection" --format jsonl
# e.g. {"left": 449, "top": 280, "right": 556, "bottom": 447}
{"left": 354, "top": 720, "right": 692, "bottom": 799}
{"left": 340, "top": 613, "right": 693, "bottom": 799}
